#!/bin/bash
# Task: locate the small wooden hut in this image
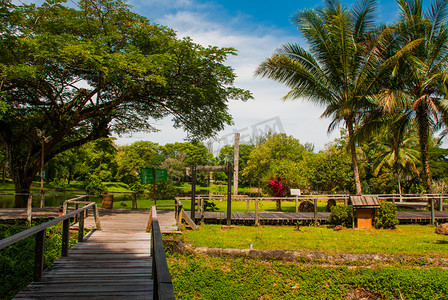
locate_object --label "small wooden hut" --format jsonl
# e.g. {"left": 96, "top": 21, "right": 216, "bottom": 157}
{"left": 349, "top": 195, "right": 380, "bottom": 228}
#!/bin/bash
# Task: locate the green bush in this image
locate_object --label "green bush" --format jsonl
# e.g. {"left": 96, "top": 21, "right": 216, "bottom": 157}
{"left": 83, "top": 174, "right": 107, "bottom": 194}
{"left": 329, "top": 204, "right": 353, "bottom": 227}
{"left": 374, "top": 201, "right": 399, "bottom": 229}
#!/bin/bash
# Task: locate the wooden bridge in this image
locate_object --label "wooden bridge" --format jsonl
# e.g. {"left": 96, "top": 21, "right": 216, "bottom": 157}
{"left": 0, "top": 197, "right": 177, "bottom": 299}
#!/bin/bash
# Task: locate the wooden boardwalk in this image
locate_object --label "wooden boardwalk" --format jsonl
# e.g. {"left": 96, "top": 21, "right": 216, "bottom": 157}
{"left": 14, "top": 209, "right": 154, "bottom": 299}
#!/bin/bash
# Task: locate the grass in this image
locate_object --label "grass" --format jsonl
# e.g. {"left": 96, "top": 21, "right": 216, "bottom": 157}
{"left": 167, "top": 253, "right": 448, "bottom": 300}
{"left": 182, "top": 224, "right": 448, "bottom": 258}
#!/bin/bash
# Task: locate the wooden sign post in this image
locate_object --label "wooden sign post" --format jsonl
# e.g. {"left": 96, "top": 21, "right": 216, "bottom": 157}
{"left": 140, "top": 168, "right": 168, "bottom": 205}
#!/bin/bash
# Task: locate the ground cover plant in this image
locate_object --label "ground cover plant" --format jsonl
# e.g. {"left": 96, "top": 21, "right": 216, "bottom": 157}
{"left": 182, "top": 224, "right": 448, "bottom": 257}
{"left": 0, "top": 221, "right": 79, "bottom": 299}
{"left": 167, "top": 253, "right": 448, "bottom": 300}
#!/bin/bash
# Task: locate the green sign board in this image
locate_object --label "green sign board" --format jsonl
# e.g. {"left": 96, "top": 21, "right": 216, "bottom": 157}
{"left": 140, "top": 168, "right": 168, "bottom": 184}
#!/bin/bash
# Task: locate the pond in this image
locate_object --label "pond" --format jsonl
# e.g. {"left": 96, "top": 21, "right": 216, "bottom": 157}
{"left": 0, "top": 193, "right": 155, "bottom": 208}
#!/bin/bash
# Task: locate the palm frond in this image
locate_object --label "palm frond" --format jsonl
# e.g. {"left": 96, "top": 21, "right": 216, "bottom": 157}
{"left": 351, "top": 0, "right": 378, "bottom": 40}
{"left": 425, "top": 0, "right": 448, "bottom": 42}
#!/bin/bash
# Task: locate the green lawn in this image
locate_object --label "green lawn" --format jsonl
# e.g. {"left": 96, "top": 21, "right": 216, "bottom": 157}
{"left": 182, "top": 224, "right": 448, "bottom": 258}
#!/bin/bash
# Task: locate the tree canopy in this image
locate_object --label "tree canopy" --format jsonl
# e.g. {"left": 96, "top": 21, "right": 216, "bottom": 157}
{"left": 0, "top": 0, "right": 251, "bottom": 206}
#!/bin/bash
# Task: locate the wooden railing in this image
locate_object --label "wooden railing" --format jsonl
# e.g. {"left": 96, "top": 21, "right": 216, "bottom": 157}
{"left": 176, "top": 194, "right": 447, "bottom": 225}
{"left": 148, "top": 206, "right": 176, "bottom": 300}
{"left": 0, "top": 195, "right": 101, "bottom": 282}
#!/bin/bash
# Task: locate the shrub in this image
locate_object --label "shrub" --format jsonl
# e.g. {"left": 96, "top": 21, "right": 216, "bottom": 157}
{"left": 83, "top": 174, "right": 107, "bottom": 194}
{"left": 374, "top": 201, "right": 399, "bottom": 229}
{"left": 329, "top": 204, "right": 353, "bottom": 227}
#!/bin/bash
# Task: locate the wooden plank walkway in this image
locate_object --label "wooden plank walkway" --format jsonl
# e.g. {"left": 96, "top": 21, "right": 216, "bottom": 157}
{"left": 14, "top": 209, "right": 153, "bottom": 299}
{"left": 156, "top": 210, "right": 180, "bottom": 233}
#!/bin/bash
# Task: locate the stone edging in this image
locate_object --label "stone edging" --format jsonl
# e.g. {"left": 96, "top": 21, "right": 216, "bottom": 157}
{"left": 163, "top": 238, "right": 448, "bottom": 267}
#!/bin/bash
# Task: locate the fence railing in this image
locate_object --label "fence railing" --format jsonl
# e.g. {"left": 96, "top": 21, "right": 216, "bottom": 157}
{"left": 148, "top": 206, "right": 176, "bottom": 300}
{"left": 0, "top": 195, "right": 101, "bottom": 282}
{"left": 175, "top": 194, "right": 447, "bottom": 225}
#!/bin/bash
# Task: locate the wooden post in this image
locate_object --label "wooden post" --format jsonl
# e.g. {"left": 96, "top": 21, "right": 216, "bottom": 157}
{"left": 26, "top": 194, "right": 32, "bottom": 225}
{"left": 431, "top": 198, "right": 435, "bottom": 225}
{"left": 439, "top": 195, "right": 443, "bottom": 212}
{"left": 93, "top": 203, "right": 101, "bottom": 230}
{"left": 40, "top": 191, "right": 45, "bottom": 209}
{"left": 63, "top": 201, "right": 69, "bottom": 215}
{"left": 153, "top": 168, "right": 157, "bottom": 206}
{"left": 255, "top": 198, "right": 259, "bottom": 226}
{"left": 132, "top": 193, "right": 137, "bottom": 209}
{"left": 191, "top": 162, "right": 196, "bottom": 222}
{"left": 246, "top": 198, "right": 250, "bottom": 213}
{"left": 74, "top": 203, "right": 79, "bottom": 223}
{"left": 201, "top": 197, "right": 205, "bottom": 224}
{"left": 78, "top": 210, "right": 84, "bottom": 242}
{"left": 314, "top": 198, "right": 318, "bottom": 226}
{"left": 61, "top": 218, "right": 70, "bottom": 257}
{"left": 295, "top": 196, "right": 298, "bottom": 213}
{"left": 34, "top": 229, "right": 45, "bottom": 282}
{"left": 233, "top": 133, "right": 239, "bottom": 196}
{"left": 226, "top": 163, "right": 232, "bottom": 226}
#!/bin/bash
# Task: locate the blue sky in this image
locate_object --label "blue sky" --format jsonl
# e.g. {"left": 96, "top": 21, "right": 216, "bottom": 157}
{"left": 17, "top": 0, "right": 428, "bottom": 152}
{"left": 118, "top": 0, "right": 405, "bottom": 153}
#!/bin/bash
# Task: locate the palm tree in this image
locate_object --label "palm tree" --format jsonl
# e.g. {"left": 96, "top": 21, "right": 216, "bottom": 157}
{"left": 376, "top": 0, "right": 448, "bottom": 193}
{"left": 373, "top": 115, "right": 420, "bottom": 200}
{"left": 256, "top": 0, "right": 387, "bottom": 195}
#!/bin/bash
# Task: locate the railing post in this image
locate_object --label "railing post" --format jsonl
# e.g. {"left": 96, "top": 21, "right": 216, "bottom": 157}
{"left": 255, "top": 198, "right": 259, "bottom": 226}
{"left": 93, "top": 203, "right": 101, "bottom": 230}
{"left": 27, "top": 194, "right": 32, "bottom": 225}
{"left": 63, "top": 201, "right": 69, "bottom": 215}
{"left": 431, "top": 198, "right": 435, "bottom": 225}
{"left": 78, "top": 210, "right": 84, "bottom": 242}
{"left": 439, "top": 195, "right": 444, "bottom": 212}
{"left": 132, "top": 193, "right": 137, "bottom": 209}
{"left": 246, "top": 198, "right": 250, "bottom": 213}
{"left": 314, "top": 198, "right": 318, "bottom": 226}
{"left": 40, "top": 191, "right": 45, "bottom": 208}
{"left": 61, "top": 218, "right": 70, "bottom": 257}
{"left": 295, "top": 196, "right": 298, "bottom": 213}
{"left": 74, "top": 203, "right": 79, "bottom": 223}
{"left": 34, "top": 229, "right": 45, "bottom": 282}
{"left": 201, "top": 197, "right": 205, "bottom": 224}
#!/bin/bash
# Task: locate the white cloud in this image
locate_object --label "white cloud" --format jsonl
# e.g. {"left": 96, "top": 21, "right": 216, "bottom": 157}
{"left": 116, "top": 4, "right": 339, "bottom": 151}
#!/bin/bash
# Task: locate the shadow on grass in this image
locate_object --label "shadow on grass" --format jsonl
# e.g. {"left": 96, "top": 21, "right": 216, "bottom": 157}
{"left": 434, "top": 240, "right": 448, "bottom": 245}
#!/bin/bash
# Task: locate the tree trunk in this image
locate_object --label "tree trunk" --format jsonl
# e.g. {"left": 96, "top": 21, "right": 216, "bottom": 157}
{"left": 7, "top": 144, "right": 40, "bottom": 208}
{"left": 12, "top": 168, "right": 35, "bottom": 208}
{"left": 416, "top": 107, "right": 432, "bottom": 193}
{"left": 276, "top": 199, "right": 282, "bottom": 211}
{"left": 347, "top": 121, "right": 362, "bottom": 195}
{"left": 397, "top": 169, "right": 403, "bottom": 202}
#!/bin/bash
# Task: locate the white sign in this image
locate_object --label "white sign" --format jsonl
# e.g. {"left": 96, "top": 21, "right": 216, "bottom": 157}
{"left": 290, "top": 189, "right": 301, "bottom": 196}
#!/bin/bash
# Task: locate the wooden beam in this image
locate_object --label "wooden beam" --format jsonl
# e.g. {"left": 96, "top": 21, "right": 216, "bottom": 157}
{"left": 196, "top": 166, "right": 229, "bottom": 172}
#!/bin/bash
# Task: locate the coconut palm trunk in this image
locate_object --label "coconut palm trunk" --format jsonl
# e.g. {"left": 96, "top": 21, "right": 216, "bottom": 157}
{"left": 347, "top": 120, "right": 362, "bottom": 195}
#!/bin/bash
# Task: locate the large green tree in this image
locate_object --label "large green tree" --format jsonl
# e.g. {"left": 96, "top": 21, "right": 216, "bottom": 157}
{"left": 256, "top": 0, "right": 389, "bottom": 195}
{"left": 243, "top": 133, "right": 309, "bottom": 189}
{"left": 0, "top": 0, "right": 251, "bottom": 206}
{"left": 374, "top": 0, "right": 448, "bottom": 193}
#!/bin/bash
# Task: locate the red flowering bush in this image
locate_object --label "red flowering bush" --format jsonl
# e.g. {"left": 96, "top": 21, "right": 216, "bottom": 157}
{"left": 268, "top": 177, "right": 287, "bottom": 197}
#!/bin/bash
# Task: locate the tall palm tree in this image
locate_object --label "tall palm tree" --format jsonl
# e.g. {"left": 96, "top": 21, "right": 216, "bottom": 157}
{"left": 256, "top": 0, "right": 386, "bottom": 195}
{"left": 377, "top": 0, "right": 448, "bottom": 193}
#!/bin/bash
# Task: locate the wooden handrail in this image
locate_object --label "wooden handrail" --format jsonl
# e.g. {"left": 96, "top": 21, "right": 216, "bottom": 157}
{"left": 150, "top": 206, "right": 176, "bottom": 300}
{"left": 0, "top": 198, "right": 100, "bottom": 282}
